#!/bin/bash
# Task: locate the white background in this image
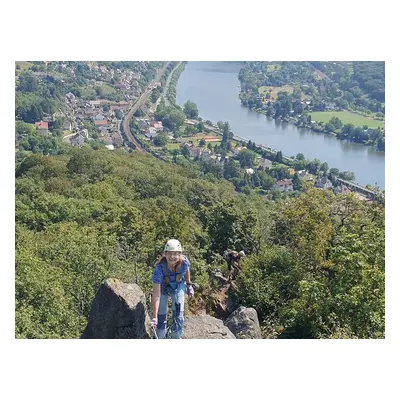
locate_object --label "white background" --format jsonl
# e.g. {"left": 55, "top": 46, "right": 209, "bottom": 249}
{"left": 1, "top": 1, "right": 397, "bottom": 399}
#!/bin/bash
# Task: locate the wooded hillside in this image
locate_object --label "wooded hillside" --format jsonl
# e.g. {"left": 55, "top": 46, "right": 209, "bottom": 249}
{"left": 15, "top": 147, "right": 385, "bottom": 338}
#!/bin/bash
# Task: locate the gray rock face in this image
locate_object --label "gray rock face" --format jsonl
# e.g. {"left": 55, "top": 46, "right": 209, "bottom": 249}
{"left": 181, "top": 315, "right": 236, "bottom": 339}
{"left": 224, "top": 306, "right": 262, "bottom": 339}
{"left": 209, "top": 269, "right": 230, "bottom": 286}
{"left": 81, "top": 279, "right": 152, "bottom": 339}
{"left": 212, "top": 282, "right": 239, "bottom": 319}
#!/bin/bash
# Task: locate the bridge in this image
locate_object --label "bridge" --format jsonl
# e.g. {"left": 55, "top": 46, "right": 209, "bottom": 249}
{"left": 336, "top": 178, "right": 376, "bottom": 199}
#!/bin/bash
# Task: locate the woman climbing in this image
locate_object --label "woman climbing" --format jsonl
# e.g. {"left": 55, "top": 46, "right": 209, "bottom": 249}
{"left": 151, "top": 239, "right": 194, "bottom": 339}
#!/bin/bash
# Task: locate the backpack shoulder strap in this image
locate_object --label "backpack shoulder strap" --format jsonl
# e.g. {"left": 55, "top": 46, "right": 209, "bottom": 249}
{"left": 161, "top": 262, "right": 170, "bottom": 283}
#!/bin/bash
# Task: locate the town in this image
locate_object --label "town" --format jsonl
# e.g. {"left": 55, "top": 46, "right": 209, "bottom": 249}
{"left": 16, "top": 61, "right": 380, "bottom": 203}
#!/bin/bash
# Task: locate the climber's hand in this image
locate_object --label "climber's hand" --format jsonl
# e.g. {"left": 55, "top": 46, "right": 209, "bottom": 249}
{"left": 187, "top": 284, "right": 194, "bottom": 297}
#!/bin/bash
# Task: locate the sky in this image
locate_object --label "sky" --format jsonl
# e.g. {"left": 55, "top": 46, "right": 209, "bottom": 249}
{"left": 1, "top": 0, "right": 398, "bottom": 399}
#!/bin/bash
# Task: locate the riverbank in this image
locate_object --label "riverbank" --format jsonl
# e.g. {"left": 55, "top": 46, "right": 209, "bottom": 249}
{"left": 175, "top": 62, "right": 384, "bottom": 188}
{"left": 237, "top": 61, "right": 385, "bottom": 152}
{"left": 242, "top": 104, "right": 385, "bottom": 151}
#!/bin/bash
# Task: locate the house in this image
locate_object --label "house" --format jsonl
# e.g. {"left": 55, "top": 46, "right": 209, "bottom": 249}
{"left": 65, "top": 92, "right": 76, "bottom": 103}
{"left": 273, "top": 179, "right": 294, "bottom": 192}
{"left": 144, "top": 130, "right": 160, "bottom": 140}
{"left": 288, "top": 168, "right": 296, "bottom": 176}
{"left": 200, "top": 149, "right": 212, "bottom": 159}
{"left": 114, "top": 83, "right": 127, "bottom": 90}
{"left": 179, "top": 142, "right": 193, "bottom": 149}
{"left": 150, "top": 121, "right": 163, "bottom": 131}
{"left": 314, "top": 177, "right": 333, "bottom": 190}
{"left": 110, "top": 132, "right": 123, "bottom": 146}
{"left": 89, "top": 100, "right": 101, "bottom": 107}
{"left": 84, "top": 109, "right": 97, "bottom": 117}
{"left": 245, "top": 168, "right": 254, "bottom": 175}
{"left": 70, "top": 133, "right": 85, "bottom": 147}
{"left": 118, "top": 101, "right": 129, "bottom": 108}
{"left": 298, "top": 170, "right": 313, "bottom": 181}
{"left": 105, "top": 144, "right": 115, "bottom": 150}
{"left": 232, "top": 146, "right": 246, "bottom": 155}
{"left": 137, "top": 120, "right": 148, "bottom": 131}
{"left": 258, "top": 158, "right": 273, "bottom": 169}
{"left": 80, "top": 129, "right": 89, "bottom": 139}
{"left": 63, "top": 120, "right": 72, "bottom": 131}
{"left": 94, "top": 120, "right": 108, "bottom": 127}
{"left": 94, "top": 113, "right": 105, "bottom": 121}
{"left": 202, "top": 136, "right": 219, "bottom": 142}
{"left": 184, "top": 119, "right": 197, "bottom": 126}
{"left": 35, "top": 121, "right": 49, "bottom": 135}
{"left": 334, "top": 184, "right": 352, "bottom": 195}
{"left": 99, "top": 126, "right": 109, "bottom": 136}
{"left": 189, "top": 146, "right": 202, "bottom": 158}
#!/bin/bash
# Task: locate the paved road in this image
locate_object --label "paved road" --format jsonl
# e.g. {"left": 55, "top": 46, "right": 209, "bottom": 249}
{"left": 156, "top": 61, "right": 182, "bottom": 108}
{"left": 123, "top": 62, "right": 170, "bottom": 152}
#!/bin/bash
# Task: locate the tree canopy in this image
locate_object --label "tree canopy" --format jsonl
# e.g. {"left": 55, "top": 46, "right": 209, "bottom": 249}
{"left": 15, "top": 147, "right": 384, "bottom": 339}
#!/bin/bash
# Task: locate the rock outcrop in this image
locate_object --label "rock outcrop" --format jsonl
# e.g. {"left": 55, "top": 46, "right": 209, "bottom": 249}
{"left": 211, "top": 282, "right": 238, "bottom": 319}
{"left": 224, "top": 306, "right": 262, "bottom": 339}
{"left": 81, "top": 278, "right": 237, "bottom": 339}
{"left": 182, "top": 315, "right": 236, "bottom": 339}
{"left": 209, "top": 269, "right": 230, "bottom": 286}
{"left": 81, "top": 279, "right": 152, "bottom": 339}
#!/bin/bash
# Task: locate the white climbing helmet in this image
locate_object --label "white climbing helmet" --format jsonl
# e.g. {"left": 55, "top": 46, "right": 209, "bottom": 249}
{"left": 239, "top": 250, "right": 246, "bottom": 257}
{"left": 164, "top": 239, "right": 182, "bottom": 252}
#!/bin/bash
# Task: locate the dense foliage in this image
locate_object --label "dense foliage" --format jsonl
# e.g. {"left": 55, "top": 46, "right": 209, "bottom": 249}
{"left": 15, "top": 146, "right": 384, "bottom": 339}
{"left": 238, "top": 61, "right": 385, "bottom": 150}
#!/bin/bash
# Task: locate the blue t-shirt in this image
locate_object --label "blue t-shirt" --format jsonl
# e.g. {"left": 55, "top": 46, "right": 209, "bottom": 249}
{"left": 152, "top": 255, "right": 190, "bottom": 291}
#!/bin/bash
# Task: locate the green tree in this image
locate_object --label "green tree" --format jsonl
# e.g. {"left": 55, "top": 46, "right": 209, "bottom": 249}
{"left": 292, "top": 172, "right": 302, "bottom": 190}
{"left": 196, "top": 121, "right": 205, "bottom": 132}
{"left": 320, "top": 162, "right": 329, "bottom": 174}
{"left": 153, "top": 134, "right": 169, "bottom": 147}
{"left": 274, "top": 151, "right": 283, "bottom": 163}
{"left": 338, "top": 171, "right": 356, "bottom": 181}
{"left": 206, "top": 201, "right": 259, "bottom": 257}
{"left": 237, "top": 149, "right": 257, "bottom": 168}
{"left": 183, "top": 101, "right": 199, "bottom": 119}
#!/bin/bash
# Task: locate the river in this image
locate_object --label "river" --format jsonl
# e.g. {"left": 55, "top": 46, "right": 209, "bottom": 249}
{"left": 175, "top": 61, "right": 385, "bottom": 189}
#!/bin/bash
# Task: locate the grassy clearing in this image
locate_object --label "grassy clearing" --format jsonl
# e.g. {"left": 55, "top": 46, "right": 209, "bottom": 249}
{"left": 258, "top": 85, "right": 294, "bottom": 100}
{"left": 267, "top": 64, "right": 281, "bottom": 72}
{"left": 310, "top": 111, "right": 384, "bottom": 129}
{"left": 165, "top": 143, "right": 180, "bottom": 150}
{"left": 99, "top": 84, "right": 116, "bottom": 95}
{"left": 15, "top": 62, "right": 33, "bottom": 74}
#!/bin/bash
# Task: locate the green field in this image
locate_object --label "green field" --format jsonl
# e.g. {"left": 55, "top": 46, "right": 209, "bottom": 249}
{"left": 310, "top": 111, "right": 384, "bottom": 129}
{"left": 165, "top": 143, "right": 180, "bottom": 150}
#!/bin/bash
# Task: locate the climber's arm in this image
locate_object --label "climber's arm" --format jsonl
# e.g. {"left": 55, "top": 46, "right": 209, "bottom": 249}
{"left": 184, "top": 268, "right": 191, "bottom": 285}
{"left": 152, "top": 283, "right": 161, "bottom": 319}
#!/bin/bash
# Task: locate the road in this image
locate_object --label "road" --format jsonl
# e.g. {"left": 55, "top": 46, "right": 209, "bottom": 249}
{"left": 156, "top": 61, "right": 182, "bottom": 108}
{"left": 122, "top": 62, "right": 170, "bottom": 152}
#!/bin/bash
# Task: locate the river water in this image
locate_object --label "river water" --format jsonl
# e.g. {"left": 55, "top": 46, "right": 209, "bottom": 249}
{"left": 175, "top": 61, "right": 385, "bottom": 189}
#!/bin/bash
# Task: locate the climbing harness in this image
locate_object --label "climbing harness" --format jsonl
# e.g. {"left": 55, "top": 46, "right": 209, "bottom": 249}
{"left": 160, "top": 262, "right": 183, "bottom": 293}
